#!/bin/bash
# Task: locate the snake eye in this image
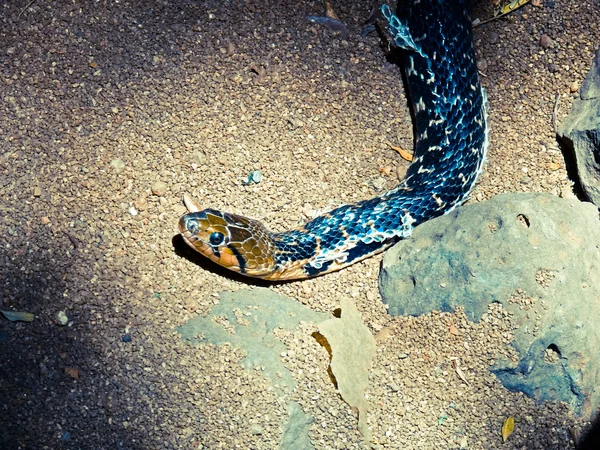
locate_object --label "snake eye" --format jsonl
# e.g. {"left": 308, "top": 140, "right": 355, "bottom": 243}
{"left": 209, "top": 232, "right": 225, "bottom": 246}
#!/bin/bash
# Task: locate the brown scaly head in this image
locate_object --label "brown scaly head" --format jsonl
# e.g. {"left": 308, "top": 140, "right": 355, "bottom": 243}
{"left": 179, "top": 194, "right": 278, "bottom": 278}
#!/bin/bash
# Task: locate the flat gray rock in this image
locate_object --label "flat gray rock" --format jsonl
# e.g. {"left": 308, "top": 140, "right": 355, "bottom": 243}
{"left": 380, "top": 193, "right": 600, "bottom": 418}
{"left": 178, "top": 288, "right": 326, "bottom": 449}
{"left": 280, "top": 401, "right": 315, "bottom": 450}
{"left": 558, "top": 48, "right": 600, "bottom": 206}
{"left": 178, "top": 287, "right": 330, "bottom": 392}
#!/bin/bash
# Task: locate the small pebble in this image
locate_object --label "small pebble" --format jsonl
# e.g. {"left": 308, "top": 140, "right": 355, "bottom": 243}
{"left": 33, "top": 186, "right": 42, "bottom": 197}
{"left": 193, "top": 151, "right": 206, "bottom": 164}
{"left": 227, "top": 41, "right": 235, "bottom": 55}
{"left": 110, "top": 159, "right": 126, "bottom": 173}
{"left": 151, "top": 181, "right": 168, "bottom": 196}
{"left": 242, "top": 170, "right": 262, "bottom": 185}
{"left": 396, "top": 165, "right": 408, "bottom": 180}
{"left": 370, "top": 177, "right": 387, "bottom": 191}
{"left": 539, "top": 34, "right": 554, "bottom": 49}
{"left": 569, "top": 81, "right": 579, "bottom": 93}
{"left": 135, "top": 196, "right": 148, "bottom": 211}
{"left": 60, "top": 431, "right": 71, "bottom": 441}
{"left": 56, "top": 311, "right": 69, "bottom": 326}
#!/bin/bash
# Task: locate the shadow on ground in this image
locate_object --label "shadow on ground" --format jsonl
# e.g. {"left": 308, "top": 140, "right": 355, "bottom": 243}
{"left": 0, "top": 227, "right": 143, "bottom": 447}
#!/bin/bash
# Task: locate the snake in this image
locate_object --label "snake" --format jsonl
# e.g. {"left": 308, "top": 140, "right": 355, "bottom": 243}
{"left": 179, "top": 0, "right": 489, "bottom": 280}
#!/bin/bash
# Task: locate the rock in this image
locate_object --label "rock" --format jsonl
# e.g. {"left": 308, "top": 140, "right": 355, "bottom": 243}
{"left": 380, "top": 193, "right": 600, "bottom": 418}
{"left": 178, "top": 288, "right": 330, "bottom": 392}
{"left": 151, "top": 181, "right": 168, "bottom": 196}
{"left": 558, "top": 48, "right": 600, "bottom": 207}
{"left": 60, "top": 431, "right": 71, "bottom": 442}
{"left": 570, "top": 81, "right": 580, "bottom": 93}
{"left": 56, "top": 310, "right": 69, "bottom": 326}
{"left": 580, "top": 49, "right": 600, "bottom": 101}
{"left": 193, "top": 151, "right": 206, "bottom": 164}
{"left": 369, "top": 177, "right": 387, "bottom": 191}
{"left": 110, "top": 159, "right": 126, "bottom": 174}
{"left": 134, "top": 195, "right": 148, "bottom": 211}
{"left": 280, "top": 401, "right": 315, "bottom": 450}
{"left": 539, "top": 34, "right": 554, "bottom": 49}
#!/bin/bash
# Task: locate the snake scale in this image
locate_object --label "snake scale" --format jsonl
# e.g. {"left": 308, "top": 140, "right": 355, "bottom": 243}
{"left": 179, "top": 0, "right": 489, "bottom": 280}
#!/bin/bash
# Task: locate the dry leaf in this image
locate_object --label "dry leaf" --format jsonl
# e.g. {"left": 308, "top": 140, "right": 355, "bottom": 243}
{"left": 65, "top": 367, "right": 79, "bottom": 379}
{"left": 388, "top": 142, "right": 414, "bottom": 161}
{"left": 1, "top": 310, "right": 34, "bottom": 322}
{"left": 379, "top": 166, "right": 393, "bottom": 176}
{"left": 452, "top": 359, "right": 470, "bottom": 385}
{"left": 318, "top": 298, "right": 376, "bottom": 441}
{"left": 502, "top": 416, "right": 515, "bottom": 442}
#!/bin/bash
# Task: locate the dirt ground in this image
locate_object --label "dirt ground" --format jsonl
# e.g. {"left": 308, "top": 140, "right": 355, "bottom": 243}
{"left": 1, "top": 0, "right": 599, "bottom": 448}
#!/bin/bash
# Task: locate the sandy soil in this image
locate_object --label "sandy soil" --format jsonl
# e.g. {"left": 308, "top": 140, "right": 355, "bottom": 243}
{"left": 1, "top": 0, "right": 598, "bottom": 448}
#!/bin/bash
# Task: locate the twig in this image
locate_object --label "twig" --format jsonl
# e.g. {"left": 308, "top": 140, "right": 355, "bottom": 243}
{"left": 17, "top": 0, "right": 36, "bottom": 19}
{"left": 63, "top": 231, "right": 80, "bottom": 250}
{"left": 553, "top": 93, "right": 560, "bottom": 134}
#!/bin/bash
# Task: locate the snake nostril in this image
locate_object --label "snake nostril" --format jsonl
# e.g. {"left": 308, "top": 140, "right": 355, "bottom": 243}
{"left": 187, "top": 221, "right": 199, "bottom": 234}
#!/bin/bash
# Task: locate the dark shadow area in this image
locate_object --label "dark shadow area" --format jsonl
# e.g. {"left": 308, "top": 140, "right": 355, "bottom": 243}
{"left": 578, "top": 414, "right": 600, "bottom": 449}
{"left": 0, "top": 230, "right": 139, "bottom": 448}
{"left": 556, "top": 134, "right": 589, "bottom": 201}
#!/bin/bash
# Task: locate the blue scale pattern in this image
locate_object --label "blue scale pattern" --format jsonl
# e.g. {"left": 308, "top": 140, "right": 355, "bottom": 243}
{"left": 271, "top": 0, "right": 488, "bottom": 276}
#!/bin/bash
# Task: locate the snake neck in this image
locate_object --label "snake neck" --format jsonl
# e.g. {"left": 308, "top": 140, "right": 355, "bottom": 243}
{"left": 265, "top": 0, "right": 489, "bottom": 280}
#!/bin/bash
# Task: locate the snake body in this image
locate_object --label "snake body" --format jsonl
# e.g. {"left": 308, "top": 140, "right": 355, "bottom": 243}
{"left": 179, "top": 0, "right": 489, "bottom": 280}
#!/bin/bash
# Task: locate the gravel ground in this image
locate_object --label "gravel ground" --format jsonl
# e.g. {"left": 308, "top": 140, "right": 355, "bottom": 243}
{"left": 1, "top": 0, "right": 598, "bottom": 448}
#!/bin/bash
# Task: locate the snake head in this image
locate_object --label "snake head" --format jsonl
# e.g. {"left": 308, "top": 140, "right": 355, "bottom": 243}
{"left": 179, "top": 195, "right": 277, "bottom": 277}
